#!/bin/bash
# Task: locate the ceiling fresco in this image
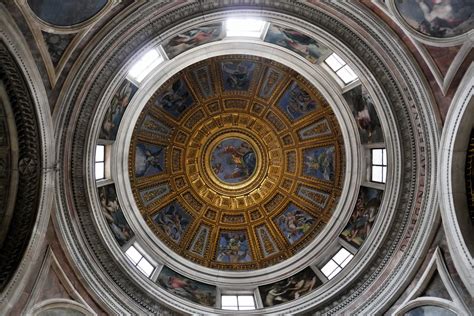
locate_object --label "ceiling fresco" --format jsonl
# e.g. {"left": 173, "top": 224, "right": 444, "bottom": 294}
{"left": 128, "top": 55, "right": 345, "bottom": 270}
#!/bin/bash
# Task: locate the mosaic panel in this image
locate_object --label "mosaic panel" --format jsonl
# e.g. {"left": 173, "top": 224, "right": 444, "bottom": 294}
{"left": 277, "top": 81, "right": 319, "bottom": 121}
{"left": 298, "top": 118, "right": 332, "bottom": 141}
{"left": 154, "top": 78, "right": 194, "bottom": 119}
{"left": 216, "top": 230, "right": 252, "bottom": 263}
{"left": 139, "top": 183, "right": 171, "bottom": 207}
{"left": 135, "top": 142, "right": 166, "bottom": 177}
{"left": 152, "top": 200, "right": 192, "bottom": 243}
{"left": 258, "top": 66, "right": 284, "bottom": 99}
{"left": 302, "top": 146, "right": 335, "bottom": 181}
{"left": 256, "top": 225, "right": 279, "bottom": 258}
{"left": 221, "top": 60, "right": 256, "bottom": 91}
{"left": 274, "top": 203, "right": 315, "bottom": 245}
{"left": 297, "top": 185, "right": 330, "bottom": 209}
{"left": 189, "top": 225, "right": 211, "bottom": 257}
{"left": 157, "top": 266, "right": 217, "bottom": 307}
{"left": 192, "top": 64, "right": 214, "bottom": 98}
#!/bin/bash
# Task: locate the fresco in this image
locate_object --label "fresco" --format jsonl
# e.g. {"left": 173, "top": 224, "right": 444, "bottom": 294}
{"left": 344, "top": 85, "right": 383, "bottom": 144}
{"left": 152, "top": 200, "right": 191, "bottom": 243}
{"left": 28, "top": 0, "right": 107, "bottom": 26}
{"left": 258, "top": 67, "right": 284, "bottom": 99}
{"left": 163, "top": 24, "right": 225, "bottom": 59}
{"left": 274, "top": 204, "right": 315, "bottom": 244}
{"left": 278, "top": 81, "right": 318, "bottom": 121}
{"left": 303, "top": 146, "right": 335, "bottom": 181}
{"left": 100, "top": 80, "right": 138, "bottom": 140}
{"left": 221, "top": 60, "right": 256, "bottom": 91}
{"left": 259, "top": 267, "right": 321, "bottom": 307}
{"left": 340, "top": 186, "right": 383, "bottom": 248}
{"left": 98, "top": 185, "right": 134, "bottom": 246}
{"left": 264, "top": 24, "right": 330, "bottom": 63}
{"left": 395, "top": 0, "right": 474, "bottom": 38}
{"left": 135, "top": 142, "right": 166, "bottom": 177}
{"left": 157, "top": 266, "right": 217, "bottom": 307}
{"left": 154, "top": 78, "right": 194, "bottom": 119}
{"left": 216, "top": 230, "right": 252, "bottom": 263}
{"left": 210, "top": 138, "right": 257, "bottom": 184}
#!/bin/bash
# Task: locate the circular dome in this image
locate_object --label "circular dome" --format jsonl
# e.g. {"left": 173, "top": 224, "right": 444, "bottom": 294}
{"left": 128, "top": 55, "right": 344, "bottom": 270}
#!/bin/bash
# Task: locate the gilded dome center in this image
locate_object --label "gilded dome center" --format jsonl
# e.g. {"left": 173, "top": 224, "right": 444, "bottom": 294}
{"left": 128, "top": 55, "right": 345, "bottom": 270}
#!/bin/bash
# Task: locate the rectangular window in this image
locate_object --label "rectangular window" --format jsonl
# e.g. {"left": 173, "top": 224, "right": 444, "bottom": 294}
{"left": 221, "top": 295, "right": 256, "bottom": 310}
{"left": 125, "top": 244, "right": 155, "bottom": 278}
{"left": 321, "top": 247, "right": 354, "bottom": 280}
{"left": 128, "top": 48, "right": 164, "bottom": 83}
{"left": 371, "top": 148, "right": 387, "bottom": 183}
{"left": 95, "top": 144, "right": 105, "bottom": 180}
{"left": 325, "top": 53, "right": 358, "bottom": 84}
{"left": 225, "top": 18, "right": 267, "bottom": 38}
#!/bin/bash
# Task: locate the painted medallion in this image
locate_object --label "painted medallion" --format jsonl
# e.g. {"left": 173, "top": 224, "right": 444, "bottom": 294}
{"left": 210, "top": 137, "right": 257, "bottom": 184}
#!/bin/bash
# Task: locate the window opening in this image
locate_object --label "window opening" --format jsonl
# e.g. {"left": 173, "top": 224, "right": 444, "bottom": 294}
{"left": 321, "top": 247, "right": 354, "bottom": 280}
{"left": 221, "top": 295, "right": 256, "bottom": 310}
{"left": 128, "top": 48, "right": 164, "bottom": 83}
{"left": 325, "top": 53, "right": 358, "bottom": 84}
{"left": 371, "top": 148, "right": 387, "bottom": 183}
{"left": 225, "top": 18, "right": 267, "bottom": 38}
{"left": 125, "top": 244, "right": 155, "bottom": 277}
{"left": 95, "top": 145, "right": 105, "bottom": 180}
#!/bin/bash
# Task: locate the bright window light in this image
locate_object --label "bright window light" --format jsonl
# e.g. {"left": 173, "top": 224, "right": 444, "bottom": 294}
{"left": 325, "top": 53, "right": 345, "bottom": 72}
{"left": 95, "top": 145, "right": 105, "bottom": 180}
{"left": 321, "top": 247, "right": 354, "bottom": 280}
{"left": 336, "top": 65, "right": 358, "bottom": 84}
{"left": 221, "top": 295, "right": 256, "bottom": 310}
{"left": 125, "top": 245, "right": 142, "bottom": 264}
{"left": 225, "top": 18, "right": 266, "bottom": 37}
{"left": 128, "top": 48, "right": 164, "bottom": 83}
{"left": 371, "top": 148, "right": 387, "bottom": 183}
{"left": 325, "top": 53, "right": 358, "bottom": 84}
{"left": 125, "top": 244, "right": 155, "bottom": 278}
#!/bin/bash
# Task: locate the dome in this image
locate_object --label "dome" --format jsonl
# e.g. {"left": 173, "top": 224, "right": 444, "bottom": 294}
{"left": 127, "top": 54, "right": 345, "bottom": 271}
{"left": 1, "top": 1, "right": 473, "bottom": 316}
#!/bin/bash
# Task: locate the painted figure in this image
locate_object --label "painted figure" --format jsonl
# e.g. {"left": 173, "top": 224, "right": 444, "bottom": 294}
{"left": 210, "top": 138, "right": 256, "bottom": 184}
{"left": 303, "top": 146, "right": 335, "bottom": 181}
{"left": 395, "top": 0, "right": 474, "bottom": 38}
{"left": 275, "top": 204, "right": 314, "bottom": 244}
{"left": 98, "top": 185, "right": 134, "bottom": 246}
{"left": 221, "top": 61, "right": 256, "bottom": 91}
{"left": 344, "top": 86, "right": 383, "bottom": 144}
{"left": 259, "top": 268, "right": 321, "bottom": 307}
{"left": 265, "top": 24, "right": 330, "bottom": 63}
{"left": 278, "top": 81, "right": 317, "bottom": 121}
{"left": 157, "top": 266, "right": 216, "bottom": 307}
{"left": 152, "top": 201, "right": 190, "bottom": 243}
{"left": 164, "top": 24, "right": 225, "bottom": 59}
{"left": 135, "top": 143, "right": 165, "bottom": 177}
{"left": 216, "top": 231, "right": 252, "bottom": 263}
{"left": 340, "top": 187, "right": 383, "bottom": 248}
{"left": 155, "top": 79, "right": 194, "bottom": 118}
{"left": 100, "top": 80, "right": 137, "bottom": 140}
